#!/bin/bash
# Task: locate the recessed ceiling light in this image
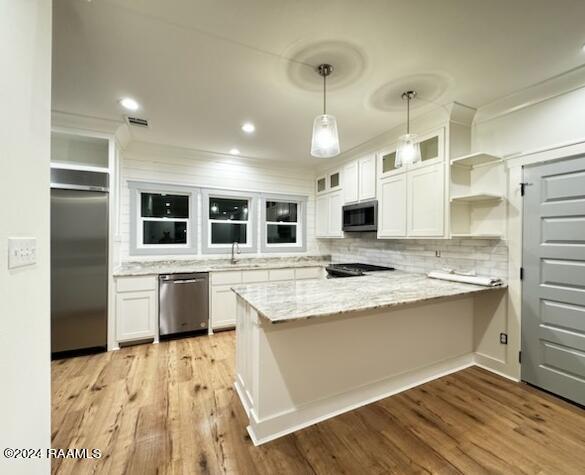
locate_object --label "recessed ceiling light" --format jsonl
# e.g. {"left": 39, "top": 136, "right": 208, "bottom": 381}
{"left": 241, "top": 122, "right": 255, "bottom": 134}
{"left": 229, "top": 148, "right": 240, "bottom": 155}
{"left": 119, "top": 97, "right": 139, "bottom": 111}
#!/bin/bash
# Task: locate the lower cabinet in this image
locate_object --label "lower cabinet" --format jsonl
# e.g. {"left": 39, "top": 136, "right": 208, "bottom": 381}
{"left": 115, "top": 276, "right": 157, "bottom": 344}
{"left": 211, "top": 285, "right": 238, "bottom": 330}
{"left": 210, "top": 266, "right": 324, "bottom": 330}
{"left": 115, "top": 267, "right": 326, "bottom": 341}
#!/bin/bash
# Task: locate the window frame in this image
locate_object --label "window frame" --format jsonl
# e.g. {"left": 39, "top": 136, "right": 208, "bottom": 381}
{"left": 261, "top": 194, "right": 307, "bottom": 253}
{"left": 128, "top": 181, "right": 199, "bottom": 256}
{"left": 202, "top": 189, "right": 258, "bottom": 254}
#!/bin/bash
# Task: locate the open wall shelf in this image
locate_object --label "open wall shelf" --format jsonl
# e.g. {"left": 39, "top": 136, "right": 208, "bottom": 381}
{"left": 449, "top": 152, "right": 505, "bottom": 238}
{"left": 450, "top": 193, "right": 503, "bottom": 203}
{"left": 450, "top": 152, "right": 502, "bottom": 167}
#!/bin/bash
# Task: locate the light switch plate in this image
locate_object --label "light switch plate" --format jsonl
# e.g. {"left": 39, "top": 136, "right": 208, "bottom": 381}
{"left": 8, "top": 237, "right": 37, "bottom": 269}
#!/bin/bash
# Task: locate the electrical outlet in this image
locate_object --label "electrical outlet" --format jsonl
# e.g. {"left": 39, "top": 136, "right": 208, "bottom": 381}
{"left": 499, "top": 332, "right": 508, "bottom": 345}
{"left": 8, "top": 237, "right": 37, "bottom": 269}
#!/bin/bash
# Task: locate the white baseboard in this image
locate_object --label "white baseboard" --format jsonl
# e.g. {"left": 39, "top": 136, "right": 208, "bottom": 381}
{"left": 474, "top": 353, "right": 520, "bottom": 382}
{"left": 242, "top": 353, "right": 475, "bottom": 446}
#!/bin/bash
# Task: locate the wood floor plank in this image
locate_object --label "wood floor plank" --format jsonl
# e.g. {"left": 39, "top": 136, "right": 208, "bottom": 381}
{"left": 51, "top": 331, "right": 585, "bottom": 474}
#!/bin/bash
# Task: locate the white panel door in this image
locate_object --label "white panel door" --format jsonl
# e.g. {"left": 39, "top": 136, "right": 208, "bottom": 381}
{"left": 407, "top": 162, "right": 445, "bottom": 237}
{"left": 358, "top": 154, "right": 376, "bottom": 201}
{"left": 211, "top": 285, "right": 237, "bottom": 329}
{"left": 343, "top": 161, "right": 359, "bottom": 204}
{"left": 116, "top": 291, "right": 156, "bottom": 342}
{"left": 328, "top": 191, "right": 344, "bottom": 237}
{"left": 316, "top": 195, "right": 329, "bottom": 237}
{"left": 378, "top": 174, "right": 407, "bottom": 237}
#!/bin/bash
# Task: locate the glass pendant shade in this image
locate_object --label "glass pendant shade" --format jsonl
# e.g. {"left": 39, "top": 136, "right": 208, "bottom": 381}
{"left": 311, "top": 114, "right": 340, "bottom": 158}
{"left": 395, "top": 133, "right": 421, "bottom": 168}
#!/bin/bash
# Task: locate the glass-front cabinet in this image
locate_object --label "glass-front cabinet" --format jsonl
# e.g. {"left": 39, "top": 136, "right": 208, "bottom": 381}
{"left": 378, "top": 128, "right": 444, "bottom": 179}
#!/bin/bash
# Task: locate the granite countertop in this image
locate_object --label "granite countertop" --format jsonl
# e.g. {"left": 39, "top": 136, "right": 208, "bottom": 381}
{"left": 232, "top": 270, "right": 506, "bottom": 323}
{"left": 113, "top": 255, "right": 331, "bottom": 277}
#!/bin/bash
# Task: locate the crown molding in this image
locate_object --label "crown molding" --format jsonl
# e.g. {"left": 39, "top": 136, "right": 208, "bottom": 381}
{"left": 51, "top": 110, "right": 123, "bottom": 134}
{"left": 474, "top": 64, "right": 585, "bottom": 125}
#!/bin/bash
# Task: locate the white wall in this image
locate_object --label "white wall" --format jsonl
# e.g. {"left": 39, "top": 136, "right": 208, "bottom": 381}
{"left": 470, "top": 72, "right": 585, "bottom": 380}
{"left": 473, "top": 85, "right": 585, "bottom": 158}
{"left": 0, "top": 0, "right": 52, "bottom": 473}
{"left": 118, "top": 142, "right": 327, "bottom": 261}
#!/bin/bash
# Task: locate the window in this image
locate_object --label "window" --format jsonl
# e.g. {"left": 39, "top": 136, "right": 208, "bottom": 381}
{"left": 261, "top": 195, "right": 307, "bottom": 253}
{"left": 128, "top": 181, "right": 198, "bottom": 256}
{"left": 140, "top": 193, "right": 189, "bottom": 246}
{"left": 208, "top": 197, "right": 250, "bottom": 246}
{"left": 266, "top": 201, "right": 298, "bottom": 245}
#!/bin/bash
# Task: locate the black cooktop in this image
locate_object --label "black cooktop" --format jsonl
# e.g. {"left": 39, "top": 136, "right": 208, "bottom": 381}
{"left": 326, "top": 263, "right": 395, "bottom": 278}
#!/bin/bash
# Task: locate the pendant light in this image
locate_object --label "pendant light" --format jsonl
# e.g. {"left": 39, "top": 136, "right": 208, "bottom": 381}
{"left": 311, "top": 64, "right": 340, "bottom": 158}
{"left": 395, "top": 90, "right": 421, "bottom": 168}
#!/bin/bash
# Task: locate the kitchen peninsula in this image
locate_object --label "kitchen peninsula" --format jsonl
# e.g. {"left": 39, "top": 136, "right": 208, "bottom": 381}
{"left": 233, "top": 271, "right": 506, "bottom": 445}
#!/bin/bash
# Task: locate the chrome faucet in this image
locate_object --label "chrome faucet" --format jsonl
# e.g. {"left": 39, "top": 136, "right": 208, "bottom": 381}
{"left": 231, "top": 241, "right": 240, "bottom": 264}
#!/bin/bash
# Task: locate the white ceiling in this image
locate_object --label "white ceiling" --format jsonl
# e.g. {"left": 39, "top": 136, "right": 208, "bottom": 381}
{"left": 52, "top": 0, "right": 585, "bottom": 162}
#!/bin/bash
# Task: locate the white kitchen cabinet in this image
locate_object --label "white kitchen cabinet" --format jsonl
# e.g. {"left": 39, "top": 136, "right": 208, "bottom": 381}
{"left": 342, "top": 155, "right": 376, "bottom": 204}
{"left": 358, "top": 154, "right": 376, "bottom": 201}
{"left": 407, "top": 162, "right": 445, "bottom": 236}
{"left": 268, "top": 268, "right": 295, "bottom": 281}
{"left": 343, "top": 161, "right": 359, "bottom": 203}
{"left": 378, "top": 173, "right": 407, "bottom": 238}
{"left": 376, "top": 127, "right": 446, "bottom": 239}
{"left": 115, "top": 276, "right": 158, "bottom": 344}
{"left": 295, "top": 266, "right": 324, "bottom": 280}
{"left": 316, "top": 194, "right": 330, "bottom": 237}
{"left": 315, "top": 191, "right": 343, "bottom": 238}
{"left": 328, "top": 191, "right": 344, "bottom": 237}
{"left": 210, "top": 266, "right": 325, "bottom": 330}
{"left": 211, "top": 284, "right": 238, "bottom": 330}
{"left": 316, "top": 168, "right": 342, "bottom": 195}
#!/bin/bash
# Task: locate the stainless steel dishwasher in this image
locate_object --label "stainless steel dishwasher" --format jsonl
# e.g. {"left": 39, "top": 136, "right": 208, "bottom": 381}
{"left": 159, "top": 273, "right": 209, "bottom": 337}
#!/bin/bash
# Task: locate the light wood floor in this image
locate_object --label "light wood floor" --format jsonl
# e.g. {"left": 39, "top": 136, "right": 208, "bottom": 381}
{"left": 52, "top": 331, "right": 585, "bottom": 475}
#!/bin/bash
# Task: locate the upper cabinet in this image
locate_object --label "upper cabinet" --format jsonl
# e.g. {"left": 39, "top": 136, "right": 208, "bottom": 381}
{"left": 316, "top": 169, "right": 342, "bottom": 195}
{"left": 377, "top": 127, "right": 447, "bottom": 239}
{"left": 343, "top": 161, "right": 359, "bottom": 203}
{"left": 315, "top": 167, "right": 344, "bottom": 238}
{"left": 342, "top": 153, "right": 376, "bottom": 204}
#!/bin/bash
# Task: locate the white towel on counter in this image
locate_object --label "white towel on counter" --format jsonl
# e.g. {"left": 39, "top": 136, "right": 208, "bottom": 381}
{"left": 427, "top": 270, "right": 503, "bottom": 287}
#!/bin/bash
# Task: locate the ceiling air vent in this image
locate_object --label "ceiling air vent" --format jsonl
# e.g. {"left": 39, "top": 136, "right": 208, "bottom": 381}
{"left": 126, "top": 116, "right": 148, "bottom": 128}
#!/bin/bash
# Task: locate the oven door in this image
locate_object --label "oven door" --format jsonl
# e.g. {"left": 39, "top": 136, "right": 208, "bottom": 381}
{"left": 342, "top": 200, "right": 377, "bottom": 232}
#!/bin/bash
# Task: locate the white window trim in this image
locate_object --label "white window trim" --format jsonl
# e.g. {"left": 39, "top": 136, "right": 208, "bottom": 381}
{"left": 201, "top": 188, "right": 258, "bottom": 254}
{"left": 128, "top": 181, "right": 199, "bottom": 256}
{"left": 260, "top": 194, "right": 307, "bottom": 253}
{"left": 265, "top": 202, "right": 301, "bottom": 248}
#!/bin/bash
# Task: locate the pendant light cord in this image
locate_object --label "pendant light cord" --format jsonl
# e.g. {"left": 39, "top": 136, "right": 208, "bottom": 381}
{"left": 406, "top": 94, "right": 410, "bottom": 134}
{"left": 323, "top": 73, "right": 327, "bottom": 115}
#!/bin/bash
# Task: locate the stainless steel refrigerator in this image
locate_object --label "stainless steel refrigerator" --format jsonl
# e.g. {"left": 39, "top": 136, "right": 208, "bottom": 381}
{"left": 51, "top": 168, "right": 109, "bottom": 354}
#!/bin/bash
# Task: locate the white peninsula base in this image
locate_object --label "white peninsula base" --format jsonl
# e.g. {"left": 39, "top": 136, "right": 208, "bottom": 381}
{"left": 235, "top": 294, "right": 486, "bottom": 446}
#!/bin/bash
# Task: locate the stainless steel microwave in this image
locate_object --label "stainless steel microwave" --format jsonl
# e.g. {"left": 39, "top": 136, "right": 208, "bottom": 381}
{"left": 342, "top": 200, "right": 377, "bottom": 232}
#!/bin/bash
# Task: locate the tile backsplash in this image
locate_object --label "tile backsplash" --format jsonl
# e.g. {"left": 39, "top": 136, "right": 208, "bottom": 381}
{"left": 324, "top": 233, "right": 508, "bottom": 280}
